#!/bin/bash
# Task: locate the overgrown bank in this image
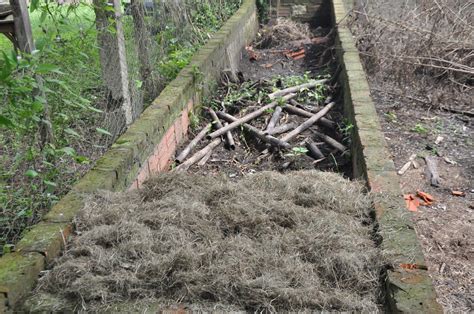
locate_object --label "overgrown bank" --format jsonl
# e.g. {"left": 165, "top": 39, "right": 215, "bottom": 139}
{"left": 0, "top": 0, "right": 242, "bottom": 252}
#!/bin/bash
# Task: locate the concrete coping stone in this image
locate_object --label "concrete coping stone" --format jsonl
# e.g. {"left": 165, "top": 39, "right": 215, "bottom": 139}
{"left": 331, "top": 0, "right": 442, "bottom": 311}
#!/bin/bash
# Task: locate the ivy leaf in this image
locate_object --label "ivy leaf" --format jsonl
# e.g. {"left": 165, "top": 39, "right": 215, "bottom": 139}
{"left": 96, "top": 127, "right": 112, "bottom": 136}
{"left": 59, "top": 147, "right": 76, "bottom": 156}
{"left": 64, "top": 128, "right": 80, "bottom": 137}
{"left": 25, "top": 169, "right": 39, "bottom": 178}
{"left": 30, "top": 0, "right": 40, "bottom": 12}
{"left": 43, "top": 180, "right": 57, "bottom": 187}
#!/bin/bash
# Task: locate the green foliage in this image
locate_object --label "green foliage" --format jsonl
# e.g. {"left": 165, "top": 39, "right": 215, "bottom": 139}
{"left": 411, "top": 123, "right": 428, "bottom": 134}
{"left": 286, "top": 146, "right": 309, "bottom": 157}
{"left": 256, "top": 0, "right": 270, "bottom": 23}
{"left": 0, "top": 0, "right": 243, "bottom": 249}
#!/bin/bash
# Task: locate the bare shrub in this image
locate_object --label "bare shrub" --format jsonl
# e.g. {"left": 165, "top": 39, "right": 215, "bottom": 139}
{"left": 27, "top": 171, "right": 383, "bottom": 312}
{"left": 349, "top": 0, "right": 473, "bottom": 113}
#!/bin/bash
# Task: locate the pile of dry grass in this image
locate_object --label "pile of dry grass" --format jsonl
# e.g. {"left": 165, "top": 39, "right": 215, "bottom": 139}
{"left": 256, "top": 18, "right": 313, "bottom": 48}
{"left": 349, "top": 0, "right": 473, "bottom": 113}
{"left": 29, "top": 171, "right": 383, "bottom": 312}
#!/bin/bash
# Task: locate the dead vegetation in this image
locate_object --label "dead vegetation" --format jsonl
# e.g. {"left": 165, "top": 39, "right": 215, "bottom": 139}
{"left": 28, "top": 171, "right": 383, "bottom": 312}
{"left": 349, "top": 0, "right": 473, "bottom": 115}
{"left": 256, "top": 17, "right": 313, "bottom": 48}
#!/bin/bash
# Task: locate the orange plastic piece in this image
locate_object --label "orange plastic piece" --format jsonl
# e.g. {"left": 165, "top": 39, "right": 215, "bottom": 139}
{"left": 404, "top": 194, "right": 420, "bottom": 212}
{"left": 400, "top": 263, "right": 428, "bottom": 270}
{"left": 416, "top": 190, "right": 434, "bottom": 205}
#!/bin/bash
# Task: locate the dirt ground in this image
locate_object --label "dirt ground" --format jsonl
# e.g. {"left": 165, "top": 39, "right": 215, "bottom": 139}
{"left": 372, "top": 90, "right": 474, "bottom": 312}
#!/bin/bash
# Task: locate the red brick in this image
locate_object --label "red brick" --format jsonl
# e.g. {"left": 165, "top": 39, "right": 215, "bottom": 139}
{"left": 128, "top": 179, "right": 139, "bottom": 191}
{"left": 174, "top": 118, "right": 184, "bottom": 145}
{"left": 135, "top": 160, "right": 150, "bottom": 187}
{"left": 164, "top": 125, "right": 176, "bottom": 148}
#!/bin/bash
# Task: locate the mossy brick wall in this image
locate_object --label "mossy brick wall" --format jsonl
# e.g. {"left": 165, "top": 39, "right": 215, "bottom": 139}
{"left": 0, "top": 1, "right": 258, "bottom": 310}
{"left": 330, "top": 0, "right": 442, "bottom": 312}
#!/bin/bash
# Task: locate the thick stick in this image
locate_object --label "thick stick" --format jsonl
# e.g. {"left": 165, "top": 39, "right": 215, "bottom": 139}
{"left": 306, "top": 140, "right": 325, "bottom": 159}
{"left": 266, "top": 106, "right": 282, "bottom": 131}
{"left": 175, "top": 123, "right": 212, "bottom": 164}
{"left": 223, "top": 122, "right": 236, "bottom": 150}
{"left": 208, "top": 108, "right": 224, "bottom": 130}
{"left": 207, "top": 93, "right": 296, "bottom": 139}
{"left": 284, "top": 104, "right": 335, "bottom": 129}
{"left": 313, "top": 130, "right": 346, "bottom": 152}
{"left": 216, "top": 111, "right": 290, "bottom": 149}
{"left": 268, "top": 79, "right": 327, "bottom": 100}
{"left": 175, "top": 138, "right": 221, "bottom": 171}
{"left": 281, "top": 102, "right": 335, "bottom": 142}
{"left": 264, "top": 122, "right": 297, "bottom": 135}
{"left": 197, "top": 148, "right": 213, "bottom": 166}
{"left": 208, "top": 108, "right": 235, "bottom": 150}
{"left": 425, "top": 156, "right": 441, "bottom": 187}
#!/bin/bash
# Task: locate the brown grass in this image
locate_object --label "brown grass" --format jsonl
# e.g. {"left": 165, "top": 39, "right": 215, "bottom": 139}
{"left": 27, "top": 171, "right": 383, "bottom": 312}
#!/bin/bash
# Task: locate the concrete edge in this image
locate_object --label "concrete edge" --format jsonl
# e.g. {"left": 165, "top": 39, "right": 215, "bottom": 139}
{"left": 0, "top": 0, "right": 258, "bottom": 310}
{"left": 331, "top": 0, "right": 442, "bottom": 312}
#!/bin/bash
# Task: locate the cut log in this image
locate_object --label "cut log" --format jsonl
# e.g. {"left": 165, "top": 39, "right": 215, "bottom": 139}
{"left": 208, "top": 108, "right": 224, "bottom": 130}
{"left": 175, "top": 123, "right": 211, "bottom": 164}
{"left": 306, "top": 140, "right": 325, "bottom": 160}
{"left": 208, "top": 108, "right": 235, "bottom": 150}
{"left": 197, "top": 148, "right": 213, "bottom": 166}
{"left": 268, "top": 79, "right": 327, "bottom": 100}
{"left": 266, "top": 106, "right": 282, "bottom": 131}
{"left": 312, "top": 130, "right": 347, "bottom": 152}
{"left": 175, "top": 138, "right": 222, "bottom": 171}
{"left": 265, "top": 122, "right": 297, "bottom": 135}
{"left": 223, "top": 122, "right": 236, "bottom": 150}
{"left": 207, "top": 93, "right": 296, "bottom": 139}
{"left": 281, "top": 102, "right": 335, "bottom": 142}
{"left": 216, "top": 111, "right": 290, "bottom": 149}
{"left": 284, "top": 104, "right": 335, "bottom": 129}
{"left": 425, "top": 156, "right": 441, "bottom": 187}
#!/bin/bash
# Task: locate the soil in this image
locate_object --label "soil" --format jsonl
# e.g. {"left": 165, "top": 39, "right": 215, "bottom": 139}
{"left": 176, "top": 26, "right": 351, "bottom": 179}
{"left": 372, "top": 90, "right": 474, "bottom": 312}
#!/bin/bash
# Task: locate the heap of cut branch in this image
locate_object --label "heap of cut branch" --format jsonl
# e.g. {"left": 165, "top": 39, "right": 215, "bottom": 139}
{"left": 174, "top": 76, "right": 347, "bottom": 172}
{"left": 28, "top": 171, "right": 382, "bottom": 312}
{"left": 349, "top": 0, "right": 473, "bottom": 114}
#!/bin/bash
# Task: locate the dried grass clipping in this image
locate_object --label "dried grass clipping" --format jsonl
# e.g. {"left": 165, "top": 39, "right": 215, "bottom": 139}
{"left": 256, "top": 18, "right": 312, "bottom": 48}
{"left": 28, "top": 171, "right": 383, "bottom": 312}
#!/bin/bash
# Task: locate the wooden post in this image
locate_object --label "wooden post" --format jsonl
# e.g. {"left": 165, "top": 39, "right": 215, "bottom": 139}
{"left": 9, "top": 0, "right": 34, "bottom": 53}
{"left": 93, "top": 0, "right": 133, "bottom": 125}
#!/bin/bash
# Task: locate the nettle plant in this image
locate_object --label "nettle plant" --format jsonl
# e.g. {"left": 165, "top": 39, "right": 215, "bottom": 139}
{"left": 0, "top": 0, "right": 103, "bottom": 248}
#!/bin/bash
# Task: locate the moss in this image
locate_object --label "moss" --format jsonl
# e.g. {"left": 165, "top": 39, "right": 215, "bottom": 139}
{"left": 15, "top": 222, "right": 72, "bottom": 263}
{"left": 72, "top": 169, "right": 118, "bottom": 193}
{"left": 0, "top": 253, "right": 44, "bottom": 307}
{"left": 43, "top": 192, "right": 85, "bottom": 223}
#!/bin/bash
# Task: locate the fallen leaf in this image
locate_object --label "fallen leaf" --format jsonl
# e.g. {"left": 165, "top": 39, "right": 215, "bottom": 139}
{"left": 245, "top": 46, "right": 259, "bottom": 61}
{"left": 452, "top": 191, "right": 465, "bottom": 197}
